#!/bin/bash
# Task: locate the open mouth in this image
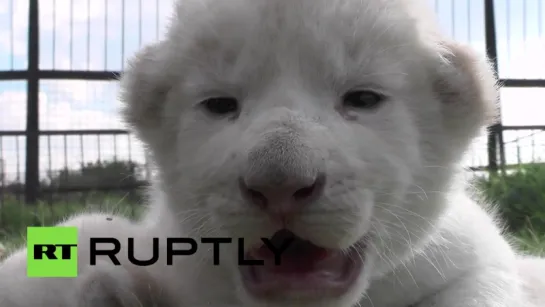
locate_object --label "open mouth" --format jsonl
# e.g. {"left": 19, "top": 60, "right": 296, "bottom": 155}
{"left": 239, "top": 229, "right": 363, "bottom": 298}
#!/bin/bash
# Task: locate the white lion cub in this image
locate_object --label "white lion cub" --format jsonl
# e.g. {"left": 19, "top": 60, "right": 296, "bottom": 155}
{"left": 1, "top": 0, "right": 545, "bottom": 306}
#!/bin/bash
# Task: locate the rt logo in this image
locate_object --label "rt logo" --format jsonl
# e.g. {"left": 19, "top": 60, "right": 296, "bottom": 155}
{"left": 26, "top": 226, "right": 78, "bottom": 278}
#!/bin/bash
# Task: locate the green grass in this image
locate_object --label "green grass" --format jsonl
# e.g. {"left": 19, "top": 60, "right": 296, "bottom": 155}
{"left": 510, "top": 223, "right": 545, "bottom": 257}
{"left": 0, "top": 195, "right": 145, "bottom": 259}
{"left": 472, "top": 163, "right": 545, "bottom": 235}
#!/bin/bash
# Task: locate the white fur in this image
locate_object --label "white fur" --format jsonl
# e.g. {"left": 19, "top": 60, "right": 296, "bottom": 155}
{"left": 1, "top": 0, "right": 545, "bottom": 306}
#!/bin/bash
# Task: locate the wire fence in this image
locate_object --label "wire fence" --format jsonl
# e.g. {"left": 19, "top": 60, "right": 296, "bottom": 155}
{"left": 0, "top": 0, "right": 544, "bottom": 208}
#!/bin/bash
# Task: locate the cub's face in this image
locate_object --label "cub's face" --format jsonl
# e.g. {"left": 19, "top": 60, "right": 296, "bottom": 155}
{"left": 120, "top": 0, "right": 497, "bottom": 306}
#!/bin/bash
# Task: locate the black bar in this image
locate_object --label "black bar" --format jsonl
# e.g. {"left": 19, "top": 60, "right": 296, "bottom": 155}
{"left": 3, "top": 182, "right": 149, "bottom": 195}
{"left": 0, "top": 130, "right": 131, "bottom": 137}
{"left": 501, "top": 125, "right": 545, "bottom": 130}
{"left": 39, "top": 182, "right": 148, "bottom": 193}
{"left": 39, "top": 70, "right": 121, "bottom": 80}
{"left": 484, "top": 0, "right": 501, "bottom": 174}
{"left": 0, "top": 70, "right": 121, "bottom": 81}
{"left": 39, "top": 129, "right": 130, "bottom": 136}
{"left": 25, "top": 0, "right": 40, "bottom": 205}
{"left": 500, "top": 79, "right": 545, "bottom": 87}
{"left": 0, "top": 131, "right": 26, "bottom": 136}
{"left": 0, "top": 70, "right": 28, "bottom": 80}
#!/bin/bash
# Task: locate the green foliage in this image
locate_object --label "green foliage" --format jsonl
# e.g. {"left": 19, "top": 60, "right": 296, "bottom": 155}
{"left": 0, "top": 159, "right": 147, "bottom": 258}
{"left": 511, "top": 224, "right": 545, "bottom": 257}
{"left": 3, "top": 160, "right": 146, "bottom": 205}
{"left": 44, "top": 160, "right": 140, "bottom": 189}
{"left": 0, "top": 196, "right": 144, "bottom": 256}
{"left": 473, "top": 163, "right": 545, "bottom": 235}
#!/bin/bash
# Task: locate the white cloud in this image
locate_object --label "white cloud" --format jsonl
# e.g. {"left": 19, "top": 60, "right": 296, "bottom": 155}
{"left": 500, "top": 39, "right": 545, "bottom": 79}
{"left": 0, "top": 90, "right": 27, "bottom": 131}
{"left": 0, "top": 87, "right": 123, "bottom": 131}
{"left": 0, "top": 89, "right": 148, "bottom": 181}
{"left": 0, "top": 0, "right": 27, "bottom": 58}
{"left": 41, "top": 79, "right": 118, "bottom": 110}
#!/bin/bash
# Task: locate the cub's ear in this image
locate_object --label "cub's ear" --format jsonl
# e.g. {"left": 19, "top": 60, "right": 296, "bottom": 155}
{"left": 431, "top": 40, "right": 499, "bottom": 147}
{"left": 118, "top": 41, "right": 173, "bottom": 142}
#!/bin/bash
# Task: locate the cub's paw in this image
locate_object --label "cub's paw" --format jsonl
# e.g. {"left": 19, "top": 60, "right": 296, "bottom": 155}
{"left": 75, "top": 261, "right": 168, "bottom": 307}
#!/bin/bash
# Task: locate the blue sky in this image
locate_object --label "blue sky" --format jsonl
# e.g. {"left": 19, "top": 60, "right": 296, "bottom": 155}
{"left": 0, "top": 0, "right": 544, "bottom": 181}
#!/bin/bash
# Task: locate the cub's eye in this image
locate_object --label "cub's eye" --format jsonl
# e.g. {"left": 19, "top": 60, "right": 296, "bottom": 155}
{"left": 201, "top": 97, "right": 239, "bottom": 115}
{"left": 342, "top": 90, "right": 385, "bottom": 110}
